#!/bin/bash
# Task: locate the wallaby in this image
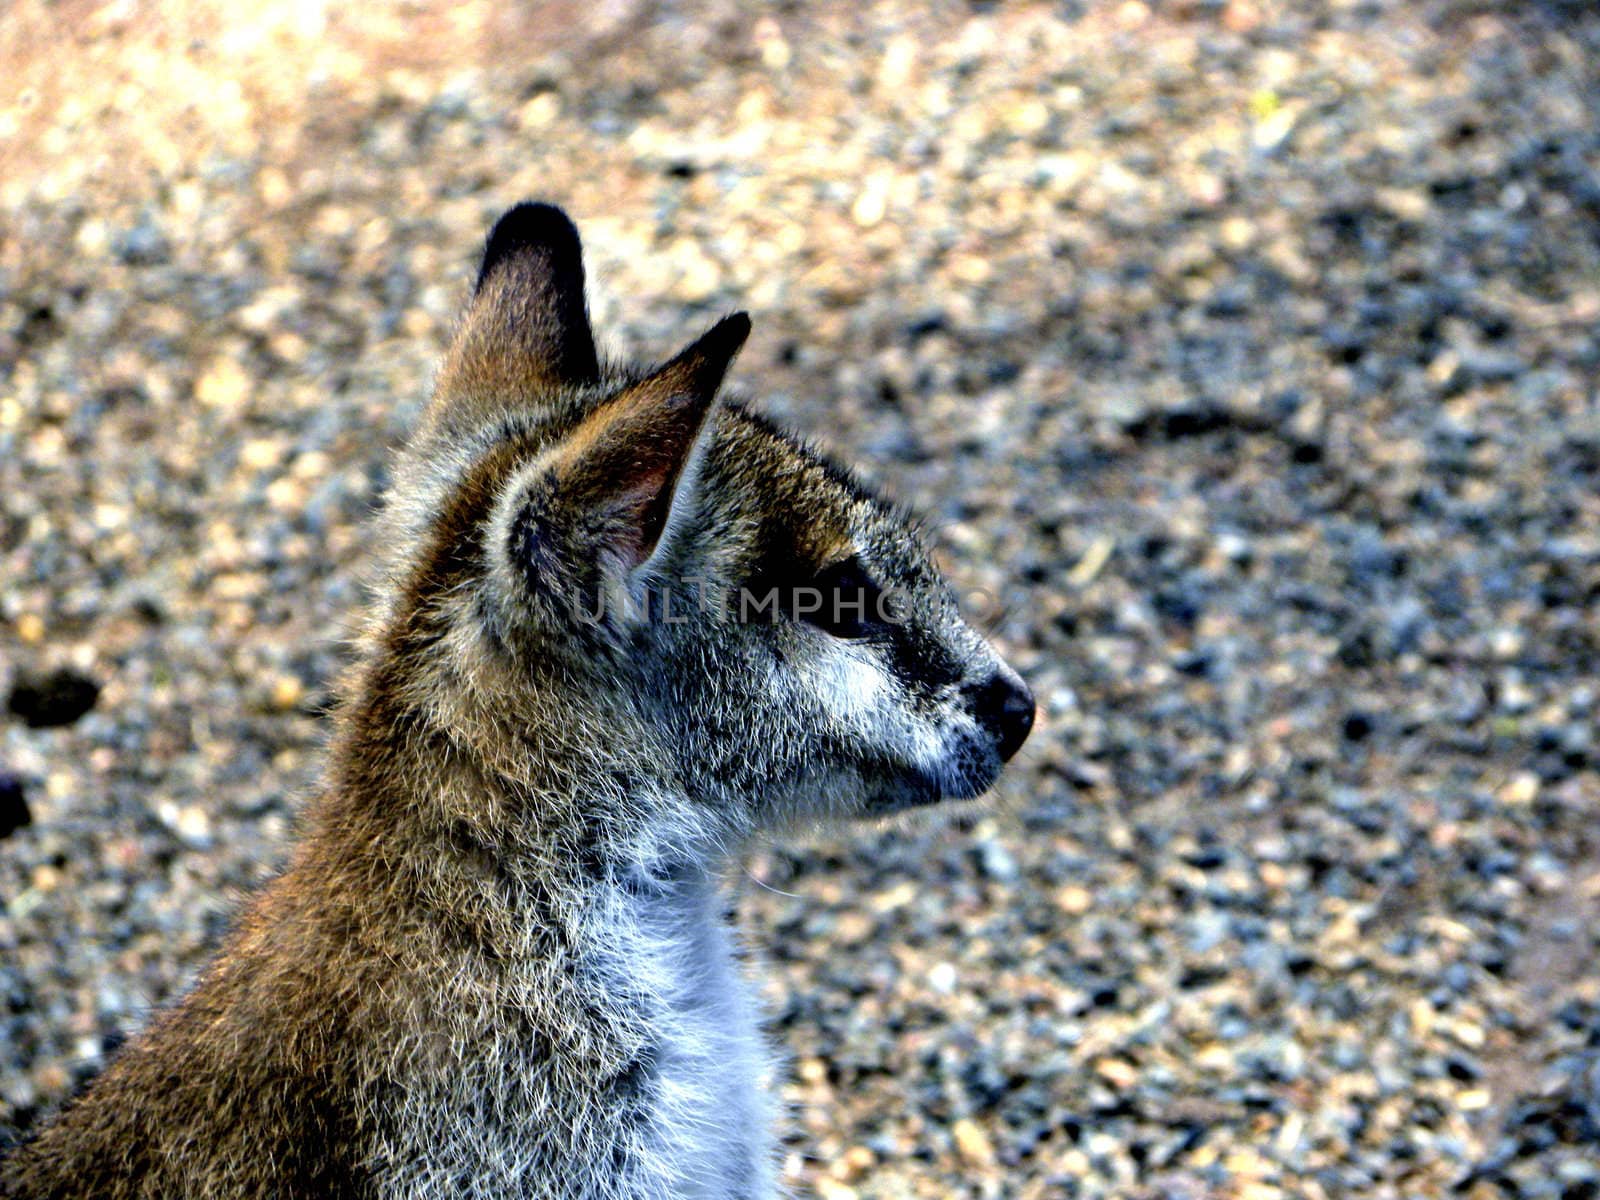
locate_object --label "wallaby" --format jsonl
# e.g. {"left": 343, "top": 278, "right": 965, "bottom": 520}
{"left": 0, "top": 203, "right": 1034, "bottom": 1199}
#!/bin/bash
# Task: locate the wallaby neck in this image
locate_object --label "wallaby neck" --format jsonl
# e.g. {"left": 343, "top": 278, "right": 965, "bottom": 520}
{"left": 296, "top": 711, "right": 775, "bottom": 1200}
{"left": 300, "top": 665, "right": 729, "bottom": 963}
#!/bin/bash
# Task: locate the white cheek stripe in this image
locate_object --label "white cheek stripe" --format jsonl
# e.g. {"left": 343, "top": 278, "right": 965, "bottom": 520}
{"left": 813, "top": 649, "right": 888, "bottom": 722}
{"left": 811, "top": 649, "right": 950, "bottom": 772}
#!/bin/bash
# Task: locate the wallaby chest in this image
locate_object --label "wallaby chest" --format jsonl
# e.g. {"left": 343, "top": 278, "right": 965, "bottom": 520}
{"left": 376, "top": 873, "right": 773, "bottom": 1200}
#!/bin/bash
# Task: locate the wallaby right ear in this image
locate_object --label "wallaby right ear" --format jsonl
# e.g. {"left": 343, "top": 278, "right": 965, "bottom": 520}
{"left": 544, "top": 312, "right": 751, "bottom": 575}
{"left": 503, "top": 313, "right": 748, "bottom": 639}
{"left": 433, "top": 204, "right": 600, "bottom": 424}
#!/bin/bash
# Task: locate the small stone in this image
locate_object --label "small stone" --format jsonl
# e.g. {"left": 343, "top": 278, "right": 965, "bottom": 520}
{"left": 753, "top": 18, "right": 790, "bottom": 71}
{"left": 1377, "top": 187, "right": 1430, "bottom": 221}
{"left": 270, "top": 675, "right": 305, "bottom": 712}
{"left": 1222, "top": 0, "right": 1261, "bottom": 32}
{"left": 517, "top": 93, "right": 561, "bottom": 131}
{"left": 114, "top": 214, "right": 169, "bottom": 265}
{"left": 0, "top": 773, "right": 30, "bottom": 838}
{"left": 266, "top": 477, "right": 307, "bottom": 511}
{"left": 1067, "top": 536, "right": 1115, "bottom": 587}
{"left": 869, "top": 881, "right": 916, "bottom": 913}
{"left": 240, "top": 438, "right": 285, "bottom": 470}
{"left": 1457, "top": 1088, "right": 1492, "bottom": 1111}
{"left": 1059, "top": 1149, "right": 1090, "bottom": 1176}
{"left": 1115, "top": 1, "right": 1150, "bottom": 27}
{"left": 952, "top": 1118, "right": 994, "bottom": 1167}
{"left": 1095, "top": 1058, "right": 1138, "bottom": 1089}
{"left": 1224, "top": 1147, "right": 1271, "bottom": 1178}
{"left": 258, "top": 167, "right": 293, "bottom": 206}
{"left": 1253, "top": 105, "right": 1297, "bottom": 153}
{"left": 976, "top": 839, "right": 1018, "bottom": 883}
{"left": 1275, "top": 1111, "right": 1304, "bottom": 1156}
{"left": 927, "top": 962, "right": 958, "bottom": 995}
{"left": 159, "top": 801, "right": 212, "bottom": 848}
{"left": 7, "top": 668, "right": 102, "bottom": 729}
{"left": 1005, "top": 98, "right": 1050, "bottom": 137}
{"left": 876, "top": 36, "right": 916, "bottom": 91}
{"left": 1056, "top": 885, "right": 1093, "bottom": 915}
{"left": 1221, "top": 216, "right": 1255, "bottom": 250}
{"left": 180, "top": 806, "right": 211, "bottom": 843}
{"left": 195, "top": 355, "right": 252, "bottom": 410}
{"left": 1489, "top": 627, "right": 1523, "bottom": 659}
{"left": 1410, "top": 999, "right": 1436, "bottom": 1040}
{"left": 670, "top": 240, "right": 721, "bottom": 302}
{"left": 835, "top": 1145, "right": 875, "bottom": 1183}
{"left": 833, "top": 911, "right": 872, "bottom": 945}
{"left": 32, "top": 1062, "right": 70, "bottom": 1096}
{"left": 851, "top": 175, "right": 891, "bottom": 228}
{"left": 15, "top": 613, "right": 45, "bottom": 644}
{"left": 1500, "top": 773, "right": 1539, "bottom": 806}
{"left": 75, "top": 218, "right": 111, "bottom": 256}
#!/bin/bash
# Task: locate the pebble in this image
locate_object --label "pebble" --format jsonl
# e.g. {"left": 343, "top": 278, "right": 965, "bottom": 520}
{"left": 194, "top": 356, "right": 252, "bottom": 411}
{"left": 0, "top": 775, "right": 30, "bottom": 839}
{"left": 6, "top": 669, "right": 101, "bottom": 729}
{"left": 1056, "top": 885, "right": 1093, "bottom": 916}
{"left": 952, "top": 1118, "right": 995, "bottom": 1167}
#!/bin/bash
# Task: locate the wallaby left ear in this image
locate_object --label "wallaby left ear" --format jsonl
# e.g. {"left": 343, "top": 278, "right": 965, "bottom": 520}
{"left": 553, "top": 312, "right": 751, "bottom": 571}
{"left": 428, "top": 204, "right": 601, "bottom": 440}
{"left": 472, "top": 202, "right": 600, "bottom": 386}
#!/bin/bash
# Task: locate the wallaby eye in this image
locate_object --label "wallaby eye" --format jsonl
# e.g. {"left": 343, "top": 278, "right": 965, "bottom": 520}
{"left": 802, "top": 556, "right": 885, "bottom": 640}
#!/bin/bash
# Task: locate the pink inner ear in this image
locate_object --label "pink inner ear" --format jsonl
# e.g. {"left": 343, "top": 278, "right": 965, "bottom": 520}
{"left": 554, "top": 311, "right": 748, "bottom": 575}
{"left": 606, "top": 466, "right": 678, "bottom": 570}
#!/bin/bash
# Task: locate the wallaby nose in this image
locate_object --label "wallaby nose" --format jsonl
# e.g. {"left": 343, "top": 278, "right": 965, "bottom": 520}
{"left": 968, "top": 669, "right": 1035, "bottom": 762}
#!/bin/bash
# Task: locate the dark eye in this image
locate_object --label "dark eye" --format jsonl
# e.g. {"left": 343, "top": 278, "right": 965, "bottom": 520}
{"left": 802, "top": 557, "right": 885, "bottom": 639}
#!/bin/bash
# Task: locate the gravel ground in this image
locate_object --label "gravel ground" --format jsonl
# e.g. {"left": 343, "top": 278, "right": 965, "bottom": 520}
{"left": 4, "top": 1, "right": 1600, "bottom": 1196}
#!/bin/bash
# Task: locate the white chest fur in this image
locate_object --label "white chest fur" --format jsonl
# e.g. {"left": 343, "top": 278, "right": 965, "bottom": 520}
{"left": 610, "top": 873, "right": 776, "bottom": 1200}
{"left": 375, "top": 870, "right": 776, "bottom": 1200}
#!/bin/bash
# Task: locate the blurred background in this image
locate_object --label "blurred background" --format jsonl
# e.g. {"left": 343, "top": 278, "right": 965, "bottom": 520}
{"left": 2, "top": 1, "right": 1599, "bottom": 1196}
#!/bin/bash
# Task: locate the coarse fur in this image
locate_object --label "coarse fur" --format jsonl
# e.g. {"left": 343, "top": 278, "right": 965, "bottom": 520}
{"left": 0, "top": 203, "right": 1033, "bottom": 1199}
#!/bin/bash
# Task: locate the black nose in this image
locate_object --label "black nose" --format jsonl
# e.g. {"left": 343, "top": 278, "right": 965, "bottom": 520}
{"left": 968, "top": 670, "right": 1035, "bottom": 762}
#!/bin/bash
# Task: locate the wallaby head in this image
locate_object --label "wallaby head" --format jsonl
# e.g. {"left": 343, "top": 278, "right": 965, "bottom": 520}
{"left": 379, "top": 202, "right": 1032, "bottom": 847}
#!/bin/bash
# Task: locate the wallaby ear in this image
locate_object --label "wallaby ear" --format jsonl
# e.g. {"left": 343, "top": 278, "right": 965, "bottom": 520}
{"left": 475, "top": 202, "right": 600, "bottom": 384}
{"left": 449, "top": 203, "right": 601, "bottom": 400}
{"left": 552, "top": 312, "right": 751, "bottom": 572}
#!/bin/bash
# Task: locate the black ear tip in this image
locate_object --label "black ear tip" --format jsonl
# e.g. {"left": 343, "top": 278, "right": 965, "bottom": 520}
{"left": 476, "top": 202, "right": 583, "bottom": 294}
{"left": 705, "top": 311, "right": 752, "bottom": 357}
{"left": 719, "top": 311, "right": 753, "bottom": 344}
{"left": 660, "top": 311, "right": 752, "bottom": 397}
